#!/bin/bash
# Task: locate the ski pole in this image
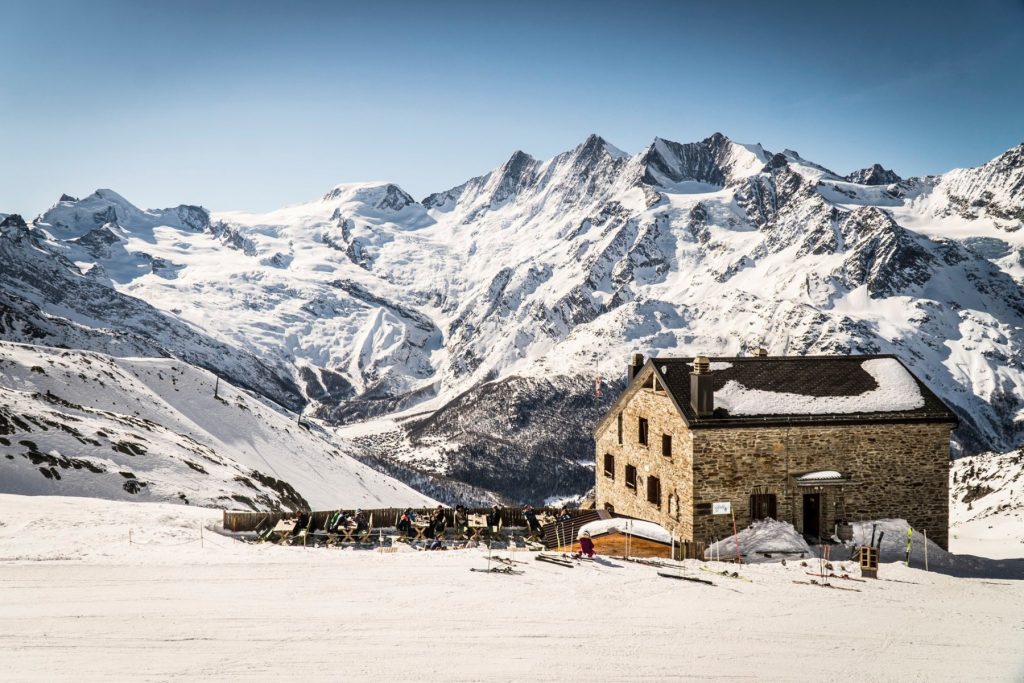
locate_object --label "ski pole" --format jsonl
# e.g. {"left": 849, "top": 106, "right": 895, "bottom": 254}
{"left": 923, "top": 529, "right": 928, "bottom": 571}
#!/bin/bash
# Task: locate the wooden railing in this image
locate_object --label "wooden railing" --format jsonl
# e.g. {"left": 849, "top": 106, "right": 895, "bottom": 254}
{"left": 672, "top": 541, "right": 707, "bottom": 561}
{"left": 222, "top": 506, "right": 595, "bottom": 533}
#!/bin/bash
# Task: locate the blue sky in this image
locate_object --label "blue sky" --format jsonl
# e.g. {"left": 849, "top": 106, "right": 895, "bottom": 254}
{"left": 2, "top": 0, "right": 1022, "bottom": 216}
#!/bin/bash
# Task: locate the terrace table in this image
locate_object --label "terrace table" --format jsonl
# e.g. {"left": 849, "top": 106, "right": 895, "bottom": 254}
{"left": 339, "top": 524, "right": 357, "bottom": 543}
{"left": 271, "top": 519, "right": 296, "bottom": 544}
{"left": 467, "top": 514, "right": 488, "bottom": 542}
{"left": 411, "top": 521, "right": 430, "bottom": 541}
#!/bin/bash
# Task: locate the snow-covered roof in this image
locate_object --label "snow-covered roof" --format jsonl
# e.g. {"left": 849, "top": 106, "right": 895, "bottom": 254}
{"left": 578, "top": 518, "right": 672, "bottom": 545}
{"left": 796, "top": 470, "right": 844, "bottom": 482}
{"left": 795, "top": 471, "right": 852, "bottom": 486}
{"left": 648, "top": 354, "right": 957, "bottom": 428}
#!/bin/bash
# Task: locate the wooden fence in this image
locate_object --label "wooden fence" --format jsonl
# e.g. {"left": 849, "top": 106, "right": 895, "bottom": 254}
{"left": 672, "top": 541, "right": 707, "bottom": 561}
{"left": 222, "top": 506, "right": 708, "bottom": 559}
{"left": 222, "top": 506, "right": 594, "bottom": 533}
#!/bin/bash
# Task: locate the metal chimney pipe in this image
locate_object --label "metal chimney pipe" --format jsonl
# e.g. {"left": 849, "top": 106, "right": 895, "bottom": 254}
{"left": 690, "top": 355, "right": 714, "bottom": 417}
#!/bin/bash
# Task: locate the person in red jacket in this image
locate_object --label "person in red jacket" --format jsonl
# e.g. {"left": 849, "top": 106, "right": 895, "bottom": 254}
{"left": 578, "top": 530, "right": 596, "bottom": 558}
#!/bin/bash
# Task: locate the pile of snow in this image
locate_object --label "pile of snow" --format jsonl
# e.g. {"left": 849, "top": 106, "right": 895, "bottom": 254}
{"left": 849, "top": 518, "right": 1024, "bottom": 579}
{"left": 578, "top": 517, "right": 672, "bottom": 544}
{"left": 715, "top": 358, "right": 925, "bottom": 416}
{"left": 705, "top": 519, "right": 812, "bottom": 561}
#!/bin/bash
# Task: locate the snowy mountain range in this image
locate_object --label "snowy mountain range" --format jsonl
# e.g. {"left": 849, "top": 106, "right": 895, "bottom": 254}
{"left": 1, "top": 132, "right": 1022, "bottom": 507}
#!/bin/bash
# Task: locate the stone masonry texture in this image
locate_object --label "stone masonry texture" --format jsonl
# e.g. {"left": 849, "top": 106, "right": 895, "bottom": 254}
{"left": 595, "top": 368, "right": 953, "bottom": 549}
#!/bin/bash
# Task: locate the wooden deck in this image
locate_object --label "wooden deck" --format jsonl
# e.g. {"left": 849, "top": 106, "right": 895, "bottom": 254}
{"left": 552, "top": 532, "right": 672, "bottom": 558}
{"left": 552, "top": 532, "right": 706, "bottom": 559}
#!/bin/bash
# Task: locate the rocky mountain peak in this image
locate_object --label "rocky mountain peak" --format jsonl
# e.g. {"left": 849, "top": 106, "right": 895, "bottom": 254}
{"left": 845, "top": 163, "right": 902, "bottom": 185}
{"left": 640, "top": 132, "right": 765, "bottom": 188}
{"left": 762, "top": 152, "right": 790, "bottom": 172}
{"left": 702, "top": 131, "right": 731, "bottom": 148}
{"left": 0, "top": 214, "right": 28, "bottom": 230}
{"left": 373, "top": 184, "right": 416, "bottom": 212}
{"left": 574, "top": 134, "right": 628, "bottom": 164}
{"left": 322, "top": 183, "right": 417, "bottom": 212}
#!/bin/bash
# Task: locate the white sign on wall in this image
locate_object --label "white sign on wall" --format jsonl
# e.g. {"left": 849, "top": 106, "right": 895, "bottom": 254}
{"left": 712, "top": 501, "right": 732, "bottom": 515}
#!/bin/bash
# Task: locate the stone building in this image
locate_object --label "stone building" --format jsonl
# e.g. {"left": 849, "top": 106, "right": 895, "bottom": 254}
{"left": 593, "top": 353, "right": 957, "bottom": 548}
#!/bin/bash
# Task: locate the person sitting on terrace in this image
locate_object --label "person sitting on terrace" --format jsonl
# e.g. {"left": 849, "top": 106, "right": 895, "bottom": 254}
{"left": 430, "top": 506, "right": 446, "bottom": 537}
{"left": 354, "top": 509, "right": 368, "bottom": 533}
{"left": 397, "top": 508, "right": 414, "bottom": 537}
{"left": 454, "top": 505, "right": 468, "bottom": 534}
{"left": 577, "top": 530, "right": 595, "bottom": 558}
{"left": 325, "top": 511, "right": 343, "bottom": 533}
{"left": 523, "top": 505, "right": 542, "bottom": 534}
{"left": 486, "top": 505, "right": 502, "bottom": 531}
{"left": 291, "top": 511, "right": 310, "bottom": 536}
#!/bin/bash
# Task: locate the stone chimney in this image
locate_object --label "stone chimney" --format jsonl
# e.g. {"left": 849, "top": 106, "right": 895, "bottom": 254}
{"left": 690, "top": 355, "right": 714, "bottom": 417}
{"left": 753, "top": 347, "right": 768, "bottom": 358}
{"left": 627, "top": 353, "right": 644, "bottom": 381}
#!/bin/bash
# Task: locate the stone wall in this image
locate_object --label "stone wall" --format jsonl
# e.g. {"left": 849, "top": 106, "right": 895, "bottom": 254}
{"left": 595, "top": 370, "right": 953, "bottom": 549}
{"left": 690, "top": 422, "right": 953, "bottom": 549}
{"left": 594, "top": 379, "right": 695, "bottom": 541}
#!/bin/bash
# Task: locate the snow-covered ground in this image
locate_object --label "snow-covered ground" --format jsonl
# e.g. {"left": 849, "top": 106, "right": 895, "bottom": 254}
{"left": 1, "top": 494, "right": 1022, "bottom": 682}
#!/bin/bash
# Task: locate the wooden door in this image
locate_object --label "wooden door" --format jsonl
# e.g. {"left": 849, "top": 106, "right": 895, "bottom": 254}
{"left": 802, "top": 493, "right": 821, "bottom": 540}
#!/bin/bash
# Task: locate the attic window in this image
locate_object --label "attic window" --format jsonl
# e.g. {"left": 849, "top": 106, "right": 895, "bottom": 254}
{"left": 662, "top": 434, "right": 672, "bottom": 458}
{"left": 647, "top": 476, "right": 661, "bottom": 507}
{"left": 617, "top": 413, "right": 623, "bottom": 445}
{"left": 625, "top": 465, "right": 637, "bottom": 491}
{"left": 638, "top": 417, "right": 649, "bottom": 446}
{"left": 654, "top": 376, "right": 664, "bottom": 393}
{"left": 603, "top": 453, "right": 615, "bottom": 479}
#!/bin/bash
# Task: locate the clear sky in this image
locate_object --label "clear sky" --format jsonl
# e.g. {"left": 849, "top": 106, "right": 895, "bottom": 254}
{"left": 2, "top": 0, "right": 1023, "bottom": 217}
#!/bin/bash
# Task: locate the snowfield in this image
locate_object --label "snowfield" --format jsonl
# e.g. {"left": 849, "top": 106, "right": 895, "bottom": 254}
{"left": 0, "top": 495, "right": 1021, "bottom": 682}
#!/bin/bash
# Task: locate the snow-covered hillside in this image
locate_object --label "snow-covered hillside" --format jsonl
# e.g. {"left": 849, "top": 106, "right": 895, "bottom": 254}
{"left": 0, "top": 342, "right": 433, "bottom": 510}
{"left": 951, "top": 448, "right": 1024, "bottom": 559}
{"left": 2, "top": 133, "right": 1023, "bottom": 503}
